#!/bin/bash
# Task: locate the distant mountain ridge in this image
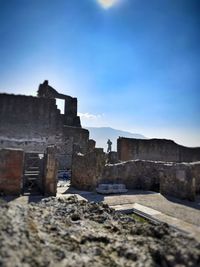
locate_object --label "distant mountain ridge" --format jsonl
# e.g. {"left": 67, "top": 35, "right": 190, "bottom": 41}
{"left": 84, "top": 127, "right": 146, "bottom": 151}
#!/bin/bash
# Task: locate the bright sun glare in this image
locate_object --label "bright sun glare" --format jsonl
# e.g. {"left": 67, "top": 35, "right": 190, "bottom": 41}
{"left": 97, "top": 0, "right": 118, "bottom": 9}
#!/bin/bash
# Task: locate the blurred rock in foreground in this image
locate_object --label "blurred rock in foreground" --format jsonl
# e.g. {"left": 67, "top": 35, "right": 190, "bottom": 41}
{"left": 0, "top": 196, "right": 199, "bottom": 267}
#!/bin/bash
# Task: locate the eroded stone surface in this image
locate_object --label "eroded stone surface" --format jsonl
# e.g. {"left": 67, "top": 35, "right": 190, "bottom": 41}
{"left": 0, "top": 196, "right": 199, "bottom": 267}
{"left": 0, "top": 81, "right": 89, "bottom": 169}
{"left": 102, "top": 160, "right": 199, "bottom": 201}
{"left": 71, "top": 148, "right": 106, "bottom": 191}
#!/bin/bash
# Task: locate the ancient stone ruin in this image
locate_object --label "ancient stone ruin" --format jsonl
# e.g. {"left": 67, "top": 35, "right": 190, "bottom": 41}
{"left": 0, "top": 81, "right": 92, "bottom": 195}
{"left": 0, "top": 146, "right": 57, "bottom": 196}
{"left": 71, "top": 138, "right": 200, "bottom": 201}
{"left": 0, "top": 81, "right": 200, "bottom": 201}
{"left": 0, "top": 80, "right": 90, "bottom": 169}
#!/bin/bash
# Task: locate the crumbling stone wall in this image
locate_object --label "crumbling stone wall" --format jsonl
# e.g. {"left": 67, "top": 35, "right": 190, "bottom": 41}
{"left": 118, "top": 137, "right": 200, "bottom": 162}
{"left": 63, "top": 126, "right": 89, "bottom": 154}
{"left": 55, "top": 126, "right": 89, "bottom": 169}
{"left": 0, "top": 93, "right": 62, "bottom": 155}
{"left": 159, "top": 162, "right": 196, "bottom": 201}
{"left": 102, "top": 160, "right": 160, "bottom": 191}
{"left": 71, "top": 148, "right": 106, "bottom": 191}
{"left": 0, "top": 81, "right": 89, "bottom": 169}
{"left": 0, "top": 147, "right": 58, "bottom": 196}
{"left": 0, "top": 94, "right": 61, "bottom": 139}
{"left": 101, "top": 160, "right": 200, "bottom": 201}
{"left": 0, "top": 148, "right": 24, "bottom": 195}
{"left": 38, "top": 80, "right": 80, "bottom": 127}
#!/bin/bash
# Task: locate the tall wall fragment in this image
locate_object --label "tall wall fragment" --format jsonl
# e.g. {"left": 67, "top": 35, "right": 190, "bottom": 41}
{"left": 0, "top": 148, "right": 24, "bottom": 195}
{"left": 71, "top": 148, "right": 106, "bottom": 191}
{"left": 117, "top": 137, "right": 200, "bottom": 163}
{"left": 0, "top": 81, "right": 89, "bottom": 169}
{"left": 43, "top": 146, "right": 58, "bottom": 196}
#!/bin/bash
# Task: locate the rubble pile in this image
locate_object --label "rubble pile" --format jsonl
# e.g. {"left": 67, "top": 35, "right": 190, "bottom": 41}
{"left": 0, "top": 196, "right": 199, "bottom": 267}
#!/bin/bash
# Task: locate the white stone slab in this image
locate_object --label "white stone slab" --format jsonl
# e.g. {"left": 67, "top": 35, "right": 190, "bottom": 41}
{"left": 133, "top": 203, "right": 162, "bottom": 215}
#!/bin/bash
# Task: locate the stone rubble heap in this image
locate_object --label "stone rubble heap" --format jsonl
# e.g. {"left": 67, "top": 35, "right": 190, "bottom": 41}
{"left": 0, "top": 196, "right": 199, "bottom": 267}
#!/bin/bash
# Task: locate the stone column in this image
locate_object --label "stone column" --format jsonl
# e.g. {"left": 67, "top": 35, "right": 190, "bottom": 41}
{"left": 43, "top": 146, "right": 57, "bottom": 196}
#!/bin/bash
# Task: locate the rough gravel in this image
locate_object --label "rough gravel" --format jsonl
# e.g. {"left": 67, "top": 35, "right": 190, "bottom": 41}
{"left": 0, "top": 196, "right": 200, "bottom": 267}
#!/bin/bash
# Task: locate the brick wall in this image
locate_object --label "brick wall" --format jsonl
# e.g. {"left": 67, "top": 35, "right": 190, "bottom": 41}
{"left": 0, "top": 148, "right": 24, "bottom": 195}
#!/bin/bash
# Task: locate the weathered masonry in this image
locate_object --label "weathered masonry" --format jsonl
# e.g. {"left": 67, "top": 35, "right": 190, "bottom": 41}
{"left": 117, "top": 137, "right": 200, "bottom": 162}
{"left": 71, "top": 136, "right": 200, "bottom": 201}
{"left": 102, "top": 160, "right": 200, "bottom": 201}
{"left": 0, "top": 80, "right": 89, "bottom": 169}
{"left": 0, "top": 147, "right": 57, "bottom": 196}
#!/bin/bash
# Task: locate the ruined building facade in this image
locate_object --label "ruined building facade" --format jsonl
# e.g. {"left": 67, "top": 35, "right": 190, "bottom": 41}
{"left": 1, "top": 81, "right": 200, "bottom": 201}
{"left": 0, "top": 80, "right": 89, "bottom": 169}
{"left": 71, "top": 136, "right": 200, "bottom": 201}
{"left": 117, "top": 137, "right": 200, "bottom": 163}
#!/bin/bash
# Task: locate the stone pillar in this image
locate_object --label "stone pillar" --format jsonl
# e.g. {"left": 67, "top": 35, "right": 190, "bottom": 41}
{"left": 71, "top": 148, "right": 106, "bottom": 191}
{"left": 64, "top": 97, "right": 77, "bottom": 117}
{"left": 43, "top": 146, "right": 57, "bottom": 196}
{"left": 117, "top": 137, "right": 130, "bottom": 161}
{"left": 0, "top": 148, "right": 24, "bottom": 195}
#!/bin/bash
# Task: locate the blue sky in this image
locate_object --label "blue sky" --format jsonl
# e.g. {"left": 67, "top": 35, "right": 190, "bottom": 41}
{"left": 0, "top": 0, "right": 199, "bottom": 146}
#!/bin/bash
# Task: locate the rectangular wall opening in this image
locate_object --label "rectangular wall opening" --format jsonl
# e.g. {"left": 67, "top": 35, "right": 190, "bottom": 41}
{"left": 56, "top": 98, "right": 65, "bottom": 114}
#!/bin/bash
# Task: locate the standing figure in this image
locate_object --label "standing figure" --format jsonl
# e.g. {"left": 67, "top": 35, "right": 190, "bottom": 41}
{"left": 107, "top": 139, "right": 112, "bottom": 153}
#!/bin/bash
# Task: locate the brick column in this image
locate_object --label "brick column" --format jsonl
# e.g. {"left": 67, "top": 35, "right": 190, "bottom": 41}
{"left": 0, "top": 148, "right": 24, "bottom": 195}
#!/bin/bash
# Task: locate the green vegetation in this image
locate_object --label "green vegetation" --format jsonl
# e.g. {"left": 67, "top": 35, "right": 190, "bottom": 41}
{"left": 129, "top": 213, "right": 148, "bottom": 223}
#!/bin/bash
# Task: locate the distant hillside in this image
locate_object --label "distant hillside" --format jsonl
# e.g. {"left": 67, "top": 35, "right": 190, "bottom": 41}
{"left": 85, "top": 127, "right": 146, "bottom": 151}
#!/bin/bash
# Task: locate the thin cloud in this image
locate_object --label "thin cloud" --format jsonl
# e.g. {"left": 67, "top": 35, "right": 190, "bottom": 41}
{"left": 78, "top": 112, "right": 103, "bottom": 120}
